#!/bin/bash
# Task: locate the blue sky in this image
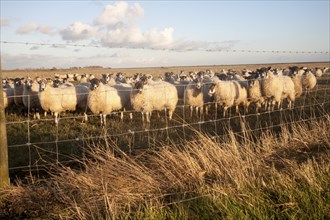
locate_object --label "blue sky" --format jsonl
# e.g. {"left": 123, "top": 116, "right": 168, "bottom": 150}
{"left": 1, "top": 0, "right": 329, "bottom": 70}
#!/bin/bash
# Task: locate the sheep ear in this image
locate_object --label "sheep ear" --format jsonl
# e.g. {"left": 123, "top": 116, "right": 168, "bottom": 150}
{"left": 267, "top": 66, "right": 272, "bottom": 70}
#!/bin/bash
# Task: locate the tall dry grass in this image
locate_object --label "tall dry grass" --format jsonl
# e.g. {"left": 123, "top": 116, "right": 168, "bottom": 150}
{"left": 1, "top": 116, "right": 330, "bottom": 219}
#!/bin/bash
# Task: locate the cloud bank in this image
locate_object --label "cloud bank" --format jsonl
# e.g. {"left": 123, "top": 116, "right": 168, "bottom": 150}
{"left": 13, "top": 1, "right": 238, "bottom": 51}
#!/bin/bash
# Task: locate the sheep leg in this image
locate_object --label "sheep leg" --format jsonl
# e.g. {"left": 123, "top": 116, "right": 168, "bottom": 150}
{"left": 190, "top": 106, "right": 193, "bottom": 117}
{"left": 223, "top": 106, "right": 228, "bottom": 117}
{"left": 168, "top": 110, "right": 173, "bottom": 121}
{"left": 103, "top": 114, "right": 107, "bottom": 126}
{"left": 84, "top": 113, "right": 88, "bottom": 122}
{"left": 205, "top": 104, "right": 209, "bottom": 115}
{"left": 54, "top": 112, "right": 59, "bottom": 125}
{"left": 120, "top": 111, "right": 124, "bottom": 120}
{"left": 36, "top": 112, "right": 40, "bottom": 120}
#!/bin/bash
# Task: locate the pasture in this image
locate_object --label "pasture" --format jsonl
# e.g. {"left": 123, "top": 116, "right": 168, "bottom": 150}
{"left": 1, "top": 62, "right": 330, "bottom": 219}
{"left": 2, "top": 62, "right": 330, "bottom": 174}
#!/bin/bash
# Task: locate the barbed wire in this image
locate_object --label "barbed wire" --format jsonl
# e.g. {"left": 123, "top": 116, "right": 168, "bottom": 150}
{"left": 1, "top": 40, "right": 329, "bottom": 54}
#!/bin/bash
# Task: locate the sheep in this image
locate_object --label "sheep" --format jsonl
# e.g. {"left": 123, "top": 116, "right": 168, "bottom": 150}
{"left": 38, "top": 80, "right": 89, "bottom": 125}
{"left": 208, "top": 80, "right": 246, "bottom": 117}
{"left": 280, "top": 76, "right": 296, "bottom": 109}
{"left": 247, "top": 78, "right": 264, "bottom": 113}
{"left": 314, "top": 68, "right": 323, "bottom": 78}
{"left": 289, "top": 67, "right": 303, "bottom": 98}
{"left": 23, "top": 79, "right": 42, "bottom": 119}
{"left": 302, "top": 69, "right": 317, "bottom": 94}
{"left": 184, "top": 77, "right": 204, "bottom": 118}
{"left": 260, "top": 69, "right": 283, "bottom": 111}
{"left": 131, "top": 78, "right": 178, "bottom": 125}
{"left": 87, "top": 78, "right": 130, "bottom": 126}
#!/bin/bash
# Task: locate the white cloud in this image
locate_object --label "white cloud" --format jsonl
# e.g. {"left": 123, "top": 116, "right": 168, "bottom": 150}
{"left": 60, "top": 22, "right": 100, "bottom": 41}
{"left": 94, "top": 1, "right": 144, "bottom": 26}
{"left": 16, "top": 22, "right": 38, "bottom": 34}
{"left": 16, "top": 22, "right": 56, "bottom": 35}
{"left": 0, "top": 19, "right": 10, "bottom": 27}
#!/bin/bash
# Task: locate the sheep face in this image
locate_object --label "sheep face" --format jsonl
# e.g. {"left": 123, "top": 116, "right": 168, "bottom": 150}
{"left": 25, "top": 79, "right": 33, "bottom": 90}
{"left": 134, "top": 81, "right": 146, "bottom": 93}
{"left": 208, "top": 83, "right": 217, "bottom": 97}
{"left": 39, "top": 80, "right": 47, "bottom": 91}
{"left": 116, "top": 72, "right": 125, "bottom": 80}
{"left": 193, "top": 78, "right": 203, "bottom": 90}
{"left": 90, "top": 78, "right": 101, "bottom": 91}
{"left": 52, "top": 79, "right": 61, "bottom": 88}
{"left": 102, "top": 73, "right": 113, "bottom": 84}
{"left": 14, "top": 78, "right": 24, "bottom": 87}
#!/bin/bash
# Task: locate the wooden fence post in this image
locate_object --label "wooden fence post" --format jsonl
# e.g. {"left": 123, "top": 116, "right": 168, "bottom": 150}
{"left": 0, "top": 64, "right": 10, "bottom": 188}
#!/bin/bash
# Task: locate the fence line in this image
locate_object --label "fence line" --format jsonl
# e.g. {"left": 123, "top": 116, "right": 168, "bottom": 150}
{"left": 1, "top": 41, "right": 329, "bottom": 54}
{"left": 5, "top": 82, "right": 330, "bottom": 172}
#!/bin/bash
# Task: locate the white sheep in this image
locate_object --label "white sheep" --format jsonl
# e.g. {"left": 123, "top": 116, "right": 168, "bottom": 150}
{"left": 280, "top": 76, "right": 296, "bottom": 109}
{"left": 289, "top": 67, "right": 303, "bottom": 98}
{"left": 184, "top": 77, "right": 204, "bottom": 118}
{"left": 208, "top": 80, "right": 246, "bottom": 117}
{"left": 260, "top": 69, "right": 283, "bottom": 111}
{"left": 314, "top": 68, "right": 323, "bottom": 78}
{"left": 131, "top": 77, "right": 178, "bottom": 125}
{"left": 38, "top": 80, "right": 89, "bottom": 125}
{"left": 247, "top": 78, "right": 264, "bottom": 112}
{"left": 302, "top": 69, "right": 317, "bottom": 94}
{"left": 87, "top": 78, "right": 131, "bottom": 126}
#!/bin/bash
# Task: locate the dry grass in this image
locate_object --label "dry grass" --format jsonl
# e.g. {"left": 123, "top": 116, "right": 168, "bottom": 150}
{"left": 1, "top": 116, "right": 329, "bottom": 219}
{"left": 2, "top": 61, "right": 329, "bottom": 79}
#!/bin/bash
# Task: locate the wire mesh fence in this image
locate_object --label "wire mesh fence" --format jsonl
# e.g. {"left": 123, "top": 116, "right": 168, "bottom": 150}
{"left": 1, "top": 41, "right": 330, "bottom": 176}
{"left": 3, "top": 79, "right": 329, "bottom": 174}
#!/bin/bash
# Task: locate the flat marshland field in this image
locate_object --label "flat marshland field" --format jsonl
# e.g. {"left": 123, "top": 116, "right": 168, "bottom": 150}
{"left": 1, "top": 61, "right": 330, "bottom": 219}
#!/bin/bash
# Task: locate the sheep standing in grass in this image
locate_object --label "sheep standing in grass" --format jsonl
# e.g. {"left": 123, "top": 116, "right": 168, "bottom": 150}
{"left": 184, "top": 77, "right": 204, "bottom": 118}
{"left": 131, "top": 76, "right": 178, "bottom": 125}
{"left": 314, "top": 68, "right": 323, "bottom": 78}
{"left": 281, "top": 76, "right": 296, "bottom": 109}
{"left": 302, "top": 69, "right": 317, "bottom": 94}
{"left": 38, "top": 80, "right": 89, "bottom": 125}
{"left": 289, "top": 67, "right": 303, "bottom": 98}
{"left": 260, "top": 69, "right": 283, "bottom": 111}
{"left": 247, "top": 79, "right": 264, "bottom": 113}
{"left": 208, "top": 80, "right": 239, "bottom": 117}
{"left": 88, "top": 78, "right": 131, "bottom": 126}
{"left": 23, "top": 79, "right": 42, "bottom": 119}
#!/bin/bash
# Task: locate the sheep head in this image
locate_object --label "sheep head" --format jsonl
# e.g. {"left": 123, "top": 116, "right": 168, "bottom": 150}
{"left": 208, "top": 83, "right": 217, "bottom": 97}
{"left": 90, "top": 78, "right": 101, "bottom": 91}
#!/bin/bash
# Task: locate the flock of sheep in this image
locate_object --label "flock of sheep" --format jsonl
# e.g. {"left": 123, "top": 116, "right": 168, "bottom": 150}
{"left": 2, "top": 66, "right": 329, "bottom": 126}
